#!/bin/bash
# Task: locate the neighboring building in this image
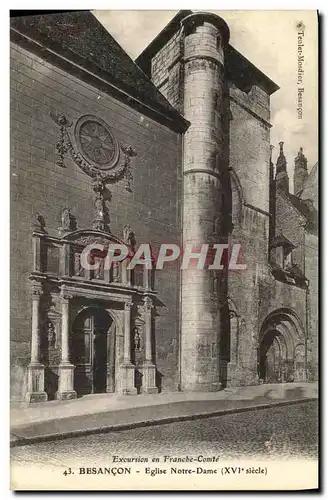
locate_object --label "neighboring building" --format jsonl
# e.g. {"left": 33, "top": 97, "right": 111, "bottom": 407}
{"left": 10, "top": 10, "right": 318, "bottom": 402}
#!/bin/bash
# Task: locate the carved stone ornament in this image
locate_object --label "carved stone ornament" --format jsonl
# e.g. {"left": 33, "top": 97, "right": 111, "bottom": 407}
{"left": 133, "top": 326, "right": 141, "bottom": 351}
{"left": 143, "top": 296, "right": 153, "bottom": 311}
{"left": 32, "top": 212, "right": 46, "bottom": 233}
{"left": 46, "top": 320, "right": 56, "bottom": 348}
{"left": 50, "top": 111, "right": 136, "bottom": 191}
{"left": 50, "top": 111, "right": 137, "bottom": 237}
{"left": 31, "top": 284, "right": 42, "bottom": 298}
{"left": 124, "top": 299, "right": 133, "bottom": 311}
{"left": 73, "top": 235, "right": 112, "bottom": 246}
{"left": 58, "top": 207, "right": 77, "bottom": 236}
{"left": 229, "top": 309, "right": 238, "bottom": 319}
{"left": 75, "top": 115, "right": 119, "bottom": 169}
{"left": 122, "top": 224, "right": 136, "bottom": 248}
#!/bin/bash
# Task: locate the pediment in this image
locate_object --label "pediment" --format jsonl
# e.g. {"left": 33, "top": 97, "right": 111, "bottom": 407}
{"left": 63, "top": 229, "right": 124, "bottom": 247}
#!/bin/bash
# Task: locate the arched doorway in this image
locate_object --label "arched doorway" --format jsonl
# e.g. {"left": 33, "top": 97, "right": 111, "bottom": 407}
{"left": 259, "top": 330, "right": 288, "bottom": 383}
{"left": 258, "top": 309, "right": 306, "bottom": 384}
{"left": 71, "top": 307, "right": 115, "bottom": 396}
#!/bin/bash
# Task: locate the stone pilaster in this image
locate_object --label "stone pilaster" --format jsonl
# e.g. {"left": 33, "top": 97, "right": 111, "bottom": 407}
{"left": 180, "top": 12, "right": 230, "bottom": 391}
{"left": 119, "top": 300, "right": 137, "bottom": 395}
{"left": 141, "top": 296, "right": 158, "bottom": 394}
{"left": 226, "top": 311, "right": 239, "bottom": 387}
{"left": 56, "top": 288, "right": 77, "bottom": 400}
{"left": 26, "top": 282, "right": 47, "bottom": 403}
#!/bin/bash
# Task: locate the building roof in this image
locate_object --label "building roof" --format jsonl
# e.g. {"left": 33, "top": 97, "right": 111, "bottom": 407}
{"left": 10, "top": 11, "right": 189, "bottom": 132}
{"left": 300, "top": 162, "right": 318, "bottom": 208}
{"left": 136, "top": 10, "right": 279, "bottom": 96}
{"left": 270, "top": 232, "right": 295, "bottom": 250}
{"left": 287, "top": 192, "right": 318, "bottom": 235}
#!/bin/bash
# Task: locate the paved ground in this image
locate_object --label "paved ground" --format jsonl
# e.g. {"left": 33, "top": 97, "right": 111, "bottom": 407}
{"left": 11, "top": 382, "right": 318, "bottom": 448}
{"left": 11, "top": 382, "right": 318, "bottom": 428}
{"left": 11, "top": 401, "right": 318, "bottom": 468}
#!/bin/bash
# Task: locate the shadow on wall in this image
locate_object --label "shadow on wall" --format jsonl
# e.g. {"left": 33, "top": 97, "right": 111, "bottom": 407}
{"left": 135, "top": 369, "right": 143, "bottom": 395}
{"left": 44, "top": 367, "right": 59, "bottom": 401}
{"left": 156, "top": 369, "right": 163, "bottom": 393}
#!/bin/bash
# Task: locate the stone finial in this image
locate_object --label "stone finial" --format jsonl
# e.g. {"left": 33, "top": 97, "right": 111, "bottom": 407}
{"left": 276, "top": 141, "right": 287, "bottom": 174}
{"left": 295, "top": 146, "right": 308, "bottom": 170}
{"left": 275, "top": 142, "right": 289, "bottom": 193}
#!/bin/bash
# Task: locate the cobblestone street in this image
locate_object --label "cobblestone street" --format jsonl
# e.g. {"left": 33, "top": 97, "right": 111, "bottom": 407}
{"left": 11, "top": 401, "right": 318, "bottom": 471}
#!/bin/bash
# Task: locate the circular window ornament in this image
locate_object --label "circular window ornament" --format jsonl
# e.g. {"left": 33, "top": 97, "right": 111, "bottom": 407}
{"left": 74, "top": 115, "right": 119, "bottom": 170}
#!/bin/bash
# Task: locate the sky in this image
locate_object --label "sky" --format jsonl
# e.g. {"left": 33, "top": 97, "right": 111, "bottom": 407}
{"left": 93, "top": 10, "right": 318, "bottom": 189}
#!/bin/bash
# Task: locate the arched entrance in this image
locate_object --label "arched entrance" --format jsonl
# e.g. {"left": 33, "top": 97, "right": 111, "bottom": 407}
{"left": 71, "top": 307, "right": 115, "bottom": 396}
{"left": 259, "top": 329, "right": 288, "bottom": 383}
{"left": 258, "top": 309, "right": 306, "bottom": 384}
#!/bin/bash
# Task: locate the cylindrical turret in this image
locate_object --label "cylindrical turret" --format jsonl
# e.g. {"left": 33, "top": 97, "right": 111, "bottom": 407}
{"left": 180, "top": 12, "right": 230, "bottom": 391}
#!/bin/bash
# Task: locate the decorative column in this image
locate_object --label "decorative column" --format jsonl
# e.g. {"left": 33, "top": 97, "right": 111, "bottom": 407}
{"left": 119, "top": 300, "right": 137, "bottom": 395}
{"left": 26, "top": 282, "right": 47, "bottom": 402}
{"left": 141, "top": 296, "right": 158, "bottom": 394}
{"left": 226, "top": 311, "right": 239, "bottom": 387}
{"left": 56, "top": 288, "right": 77, "bottom": 400}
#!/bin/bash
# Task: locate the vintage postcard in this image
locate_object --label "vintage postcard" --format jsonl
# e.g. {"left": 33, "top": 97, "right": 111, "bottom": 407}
{"left": 10, "top": 9, "right": 319, "bottom": 491}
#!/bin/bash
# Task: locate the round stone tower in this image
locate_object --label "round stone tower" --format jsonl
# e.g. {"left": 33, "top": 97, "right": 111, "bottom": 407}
{"left": 180, "top": 12, "right": 230, "bottom": 391}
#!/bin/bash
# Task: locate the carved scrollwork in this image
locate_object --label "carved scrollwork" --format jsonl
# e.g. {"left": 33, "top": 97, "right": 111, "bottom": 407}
{"left": 229, "top": 309, "right": 238, "bottom": 319}
{"left": 50, "top": 111, "right": 72, "bottom": 168}
{"left": 60, "top": 286, "right": 72, "bottom": 302}
{"left": 31, "top": 285, "right": 42, "bottom": 298}
{"left": 50, "top": 112, "right": 136, "bottom": 190}
{"left": 124, "top": 299, "right": 133, "bottom": 311}
{"left": 73, "top": 235, "right": 110, "bottom": 246}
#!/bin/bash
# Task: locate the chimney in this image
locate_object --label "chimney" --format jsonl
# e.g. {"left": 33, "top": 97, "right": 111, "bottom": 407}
{"left": 294, "top": 147, "right": 308, "bottom": 197}
{"left": 275, "top": 141, "right": 289, "bottom": 193}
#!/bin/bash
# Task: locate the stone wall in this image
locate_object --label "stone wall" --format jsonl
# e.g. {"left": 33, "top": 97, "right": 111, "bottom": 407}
{"left": 226, "top": 81, "right": 271, "bottom": 385}
{"left": 151, "top": 31, "right": 183, "bottom": 112}
{"left": 276, "top": 191, "right": 306, "bottom": 269}
{"left": 229, "top": 84, "right": 271, "bottom": 214}
{"left": 304, "top": 231, "right": 318, "bottom": 380}
{"left": 10, "top": 42, "right": 182, "bottom": 400}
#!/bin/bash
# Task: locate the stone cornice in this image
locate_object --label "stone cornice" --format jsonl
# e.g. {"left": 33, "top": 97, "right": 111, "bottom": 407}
{"left": 230, "top": 95, "right": 272, "bottom": 129}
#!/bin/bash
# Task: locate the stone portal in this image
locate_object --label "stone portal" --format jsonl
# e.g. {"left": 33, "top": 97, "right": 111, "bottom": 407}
{"left": 71, "top": 307, "right": 115, "bottom": 396}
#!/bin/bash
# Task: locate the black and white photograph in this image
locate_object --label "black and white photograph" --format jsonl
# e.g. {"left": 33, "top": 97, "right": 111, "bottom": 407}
{"left": 9, "top": 8, "right": 319, "bottom": 491}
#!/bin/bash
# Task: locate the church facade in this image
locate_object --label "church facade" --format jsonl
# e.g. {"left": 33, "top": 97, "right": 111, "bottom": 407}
{"left": 10, "top": 10, "right": 318, "bottom": 402}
